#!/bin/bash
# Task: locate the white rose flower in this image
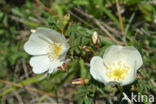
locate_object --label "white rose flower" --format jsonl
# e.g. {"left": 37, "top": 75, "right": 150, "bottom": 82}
{"left": 90, "top": 45, "right": 143, "bottom": 86}
{"left": 24, "top": 27, "right": 70, "bottom": 74}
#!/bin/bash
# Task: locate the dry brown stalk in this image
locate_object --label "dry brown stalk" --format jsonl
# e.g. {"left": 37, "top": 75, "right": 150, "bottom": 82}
{"left": 116, "top": 0, "right": 124, "bottom": 35}
{"left": 34, "top": 0, "right": 64, "bottom": 21}
{"left": 0, "top": 80, "right": 57, "bottom": 97}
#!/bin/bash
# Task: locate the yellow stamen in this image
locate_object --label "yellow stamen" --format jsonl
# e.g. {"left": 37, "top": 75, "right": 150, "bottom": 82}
{"left": 47, "top": 42, "right": 62, "bottom": 59}
{"left": 106, "top": 61, "right": 130, "bottom": 81}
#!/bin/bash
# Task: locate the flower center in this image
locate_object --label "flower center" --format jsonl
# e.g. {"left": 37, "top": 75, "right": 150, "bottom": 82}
{"left": 105, "top": 61, "right": 130, "bottom": 81}
{"left": 47, "top": 42, "right": 62, "bottom": 59}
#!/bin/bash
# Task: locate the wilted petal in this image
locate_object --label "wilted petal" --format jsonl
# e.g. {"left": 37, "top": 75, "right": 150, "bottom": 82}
{"left": 30, "top": 55, "right": 50, "bottom": 74}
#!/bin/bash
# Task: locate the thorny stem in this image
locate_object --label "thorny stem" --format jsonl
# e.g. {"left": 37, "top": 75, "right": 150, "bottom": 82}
{"left": 116, "top": 0, "right": 124, "bottom": 35}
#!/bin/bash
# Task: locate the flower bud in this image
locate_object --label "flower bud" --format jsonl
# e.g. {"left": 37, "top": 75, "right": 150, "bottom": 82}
{"left": 30, "top": 29, "right": 36, "bottom": 33}
{"left": 79, "top": 46, "right": 90, "bottom": 52}
{"left": 63, "top": 13, "right": 70, "bottom": 26}
{"left": 92, "top": 31, "right": 100, "bottom": 48}
{"left": 64, "top": 13, "right": 70, "bottom": 21}
{"left": 72, "top": 78, "right": 89, "bottom": 85}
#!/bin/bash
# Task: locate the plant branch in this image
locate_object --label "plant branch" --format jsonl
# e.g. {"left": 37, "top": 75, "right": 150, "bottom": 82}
{"left": 0, "top": 80, "right": 57, "bottom": 97}
{"left": 34, "top": 0, "right": 64, "bottom": 21}
{"left": 116, "top": 0, "right": 124, "bottom": 35}
{"left": 73, "top": 7, "right": 125, "bottom": 45}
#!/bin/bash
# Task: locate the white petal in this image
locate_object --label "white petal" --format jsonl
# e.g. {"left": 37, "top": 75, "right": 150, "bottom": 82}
{"left": 103, "top": 45, "right": 143, "bottom": 70}
{"left": 124, "top": 46, "right": 143, "bottom": 70}
{"left": 24, "top": 27, "right": 70, "bottom": 55}
{"left": 30, "top": 55, "right": 50, "bottom": 74}
{"left": 90, "top": 56, "right": 110, "bottom": 84}
{"left": 120, "top": 61, "right": 137, "bottom": 86}
{"left": 58, "top": 43, "right": 70, "bottom": 60}
{"left": 36, "top": 27, "right": 68, "bottom": 44}
{"left": 60, "top": 43, "right": 70, "bottom": 55}
{"left": 24, "top": 30, "right": 50, "bottom": 55}
{"left": 48, "top": 59, "right": 63, "bottom": 73}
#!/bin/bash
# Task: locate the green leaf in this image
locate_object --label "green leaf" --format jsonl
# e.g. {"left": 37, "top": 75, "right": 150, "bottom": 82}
{"left": 100, "top": 6, "right": 119, "bottom": 25}
{"left": 84, "top": 96, "right": 92, "bottom": 104}
{"left": 80, "top": 59, "right": 87, "bottom": 78}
